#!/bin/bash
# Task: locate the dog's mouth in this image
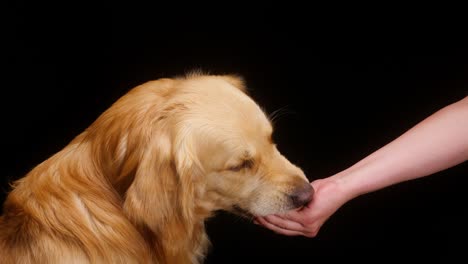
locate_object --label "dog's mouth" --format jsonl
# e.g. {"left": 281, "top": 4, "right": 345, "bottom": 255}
{"left": 231, "top": 205, "right": 256, "bottom": 220}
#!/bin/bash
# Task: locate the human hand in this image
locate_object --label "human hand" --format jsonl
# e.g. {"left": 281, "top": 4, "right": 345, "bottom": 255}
{"left": 255, "top": 177, "right": 351, "bottom": 237}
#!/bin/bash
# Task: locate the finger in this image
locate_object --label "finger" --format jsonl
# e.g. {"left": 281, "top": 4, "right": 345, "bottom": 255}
{"left": 264, "top": 215, "right": 304, "bottom": 231}
{"left": 274, "top": 210, "right": 307, "bottom": 224}
{"left": 256, "top": 216, "right": 304, "bottom": 236}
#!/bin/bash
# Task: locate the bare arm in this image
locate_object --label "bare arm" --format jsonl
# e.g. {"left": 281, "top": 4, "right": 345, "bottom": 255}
{"left": 336, "top": 96, "right": 468, "bottom": 200}
{"left": 257, "top": 96, "right": 468, "bottom": 237}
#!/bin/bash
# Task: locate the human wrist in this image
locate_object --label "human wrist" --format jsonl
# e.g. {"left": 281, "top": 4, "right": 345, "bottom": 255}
{"left": 328, "top": 170, "right": 365, "bottom": 201}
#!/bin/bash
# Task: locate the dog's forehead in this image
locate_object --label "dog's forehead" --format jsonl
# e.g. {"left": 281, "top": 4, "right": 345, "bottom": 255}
{"left": 179, "top": 77, "right": 273, "bottom": 142}
{"left": 185, "top": 78, "right": 269, "bottom": 120}
{"left": 214, "top": 82, "right": 272, "bottom": 134}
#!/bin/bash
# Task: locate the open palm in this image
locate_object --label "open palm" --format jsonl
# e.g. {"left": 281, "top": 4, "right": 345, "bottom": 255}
{"left": 256, "top": 177, "right": 350, "bottom": 237}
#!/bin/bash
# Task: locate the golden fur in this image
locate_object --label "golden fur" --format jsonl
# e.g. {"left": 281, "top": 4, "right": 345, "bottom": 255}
{"left": 0, "top": 73, "right": 313, "bottom": 263}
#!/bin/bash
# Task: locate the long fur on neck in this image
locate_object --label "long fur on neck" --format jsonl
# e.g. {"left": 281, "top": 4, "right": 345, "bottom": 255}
{"left": 1, "top": 78, "right": 213, "bottom": 263}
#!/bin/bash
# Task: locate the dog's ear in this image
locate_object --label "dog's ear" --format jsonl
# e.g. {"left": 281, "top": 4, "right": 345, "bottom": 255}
{"left": 173, "top": 131, "right": 204, "bottom": 223}
{"left": 123, "top": 128, "right": 175, "bottom": 230}
{"left": 122, "top": 101, "right": 203, "bottom": 241}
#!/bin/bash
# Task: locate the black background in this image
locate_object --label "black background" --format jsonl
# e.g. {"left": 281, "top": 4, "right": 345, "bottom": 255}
{"left": 3, "top": 2, "right": 468, "bottom": 263}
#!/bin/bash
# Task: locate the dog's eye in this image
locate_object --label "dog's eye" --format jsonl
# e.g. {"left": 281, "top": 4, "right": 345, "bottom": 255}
{"left": 228, "top": 159, "right": 254, "bottom": 172}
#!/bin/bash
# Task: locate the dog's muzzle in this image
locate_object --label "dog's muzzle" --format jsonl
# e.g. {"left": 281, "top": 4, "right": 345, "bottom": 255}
{"left": 289, "top": 183, "right": 314, "bottom": 208}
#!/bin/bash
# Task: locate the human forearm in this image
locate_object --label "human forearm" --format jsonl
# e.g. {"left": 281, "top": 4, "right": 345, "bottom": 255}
{"left": 332, "top": 96, "right": 468, "bottom": 199}
{"left": 257, "top": 96, "right": 468, "bottom": 237}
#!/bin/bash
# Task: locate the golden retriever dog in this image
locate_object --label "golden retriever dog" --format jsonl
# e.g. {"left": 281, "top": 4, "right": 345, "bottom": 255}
{"left": 0, "top": 73, "right": 314, "bottom": 263}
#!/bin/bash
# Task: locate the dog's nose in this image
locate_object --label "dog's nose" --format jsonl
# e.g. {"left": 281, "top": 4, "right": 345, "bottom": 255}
{"left": 290, "top": 183, "right": 314, "bottom": 208}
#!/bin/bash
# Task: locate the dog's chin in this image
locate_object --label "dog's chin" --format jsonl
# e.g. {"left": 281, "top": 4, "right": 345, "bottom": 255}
{"left": 231, "top": 205, "right": 256, "bottom": 219}
{"left": 238, "top": 203, "right": 305, "bottom": 218}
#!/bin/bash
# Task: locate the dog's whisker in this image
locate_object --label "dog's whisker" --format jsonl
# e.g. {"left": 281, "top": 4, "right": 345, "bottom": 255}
{"left": 268, "top": 105, "right": 295, "bottom": 124}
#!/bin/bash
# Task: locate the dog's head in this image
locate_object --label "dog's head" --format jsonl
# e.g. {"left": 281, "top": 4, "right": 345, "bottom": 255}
{"left": 173, "top": 75, "right": 313, "bottom": 217}
{"left": 94, "top": 73, "right": 313, "bottom": 227}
